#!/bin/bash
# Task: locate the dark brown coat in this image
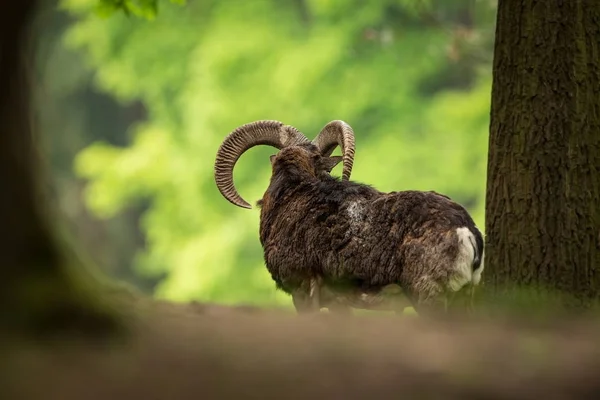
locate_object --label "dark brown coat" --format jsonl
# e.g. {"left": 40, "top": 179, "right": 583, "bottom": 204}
{"left": 257, "top": 143, "right": 484, "bottom": 314}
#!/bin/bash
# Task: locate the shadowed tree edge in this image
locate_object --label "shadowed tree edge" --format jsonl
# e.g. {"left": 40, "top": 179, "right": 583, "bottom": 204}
{"left": 0, "top": 0, "right": 125, "bottom": 337}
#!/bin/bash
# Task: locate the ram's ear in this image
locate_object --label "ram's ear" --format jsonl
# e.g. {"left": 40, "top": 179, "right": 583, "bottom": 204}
{"left": 321, "top": 156, "right": 343, "bottom": 173}
{"left": 269, "top": 154, "right": 276, "bottom": 165}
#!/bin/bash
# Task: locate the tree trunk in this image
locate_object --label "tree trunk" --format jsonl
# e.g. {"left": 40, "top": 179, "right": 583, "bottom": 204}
{"left": 0, "top": 0, "right": 121, "bottom": 335}
{"left": 485, "top": 0, "right": 600, "bottom": 307}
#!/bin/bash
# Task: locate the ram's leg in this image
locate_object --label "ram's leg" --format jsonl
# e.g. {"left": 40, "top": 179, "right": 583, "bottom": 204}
{"left": 316, "top": 281, "right": 354, "bottom": 315}
{"left": 309, "top": 276, "right": 322, "bottom": 311}
{"left": 469, "top": 284, "right": 476, "bottom": 312}
{"left": 376, "top": 284, "right": 410, "bottom": 315}
{"left": 292, "top": 278, "right": 324, "bottom": 314}
{"left": 291, "top": 287, "right": 319, "bottom": 314}
{"left": 444, "top": 284, "right": 477, "bottom": 315}
{"left": 462, "top": 284, "right": 477, "bottom": 315}
{"left": 291, "top": 290, "right": 312, "bottom": 314}
{"left": 409, "top": 278, "right": 448, "bottom": 318}
{"left": 327, "top": 300, "right": 353, "bottom": 315}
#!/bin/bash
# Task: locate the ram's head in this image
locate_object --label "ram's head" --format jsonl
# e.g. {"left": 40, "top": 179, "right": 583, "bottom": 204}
{"left": 214, "top": 120, "right": 356, "bottom": 209}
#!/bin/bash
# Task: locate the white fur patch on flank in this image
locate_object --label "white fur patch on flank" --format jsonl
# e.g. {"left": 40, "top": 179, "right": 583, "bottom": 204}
{"left": 346, "top": 201, "right": 365, "bottom": 224}
{"left": 448, "top": 227, "right": 481, "bottom": 292}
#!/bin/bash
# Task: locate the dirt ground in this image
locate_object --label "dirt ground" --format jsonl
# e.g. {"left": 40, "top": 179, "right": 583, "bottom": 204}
{"left": 3, "top": 292, "right": 600, "bottom": 400}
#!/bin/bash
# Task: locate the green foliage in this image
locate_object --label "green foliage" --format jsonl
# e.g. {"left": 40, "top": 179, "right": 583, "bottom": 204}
{"left": 93, "top": 0, "right": 185, "bottom": 19}
{"left": 61, "top": 0, "right": 496, "bottom": 307}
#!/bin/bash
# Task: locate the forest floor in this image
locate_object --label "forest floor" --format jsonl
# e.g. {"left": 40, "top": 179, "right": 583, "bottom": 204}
{"left": 3, "top": 289, "right": 600, "bottom": 399}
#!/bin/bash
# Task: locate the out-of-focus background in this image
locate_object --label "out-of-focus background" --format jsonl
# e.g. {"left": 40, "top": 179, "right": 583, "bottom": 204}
{"left": 35, "top": 0, "right": 496, "bottom": 308}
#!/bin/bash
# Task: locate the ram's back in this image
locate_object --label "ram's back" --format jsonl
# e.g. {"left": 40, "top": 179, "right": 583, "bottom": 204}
{"left": 259, "top": 179, "right": 482, "bottom": 296}
{"left": 320, "top": 189, "right": 483, "bottom": 292}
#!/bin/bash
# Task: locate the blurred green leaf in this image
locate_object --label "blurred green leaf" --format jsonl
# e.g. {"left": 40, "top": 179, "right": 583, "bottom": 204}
{"left": 94, "top": 0, "right": 185, "bottom": 19}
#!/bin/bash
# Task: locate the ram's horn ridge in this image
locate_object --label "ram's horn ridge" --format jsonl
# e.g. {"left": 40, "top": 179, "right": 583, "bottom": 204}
{"left": 311, "top": 120, "right": 355, "bottom": 181}
{"left": 214, "top": 120, "right": 310, "bottom": 209}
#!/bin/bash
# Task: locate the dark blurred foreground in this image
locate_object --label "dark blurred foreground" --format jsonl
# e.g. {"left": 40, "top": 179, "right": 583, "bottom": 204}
{"left": 3, "top": 291, "right": 600, "bottom": 400}
{"left": 3, "top": 2, "right": 600, "bottom": 399}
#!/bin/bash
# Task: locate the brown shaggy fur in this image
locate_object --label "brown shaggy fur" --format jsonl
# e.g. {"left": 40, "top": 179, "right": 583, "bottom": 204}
{"left": 257, "top": 144, "right": 484, "bottom": 315}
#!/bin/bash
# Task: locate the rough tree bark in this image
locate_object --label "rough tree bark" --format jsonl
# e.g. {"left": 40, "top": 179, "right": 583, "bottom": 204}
{"left": 485, "top": 0, "right": 600, "bottom": 306}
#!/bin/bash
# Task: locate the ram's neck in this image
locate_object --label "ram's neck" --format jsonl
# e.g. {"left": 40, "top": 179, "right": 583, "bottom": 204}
{"left": 257, "top": 172, "right": 312, "bottom": 240}
{"left": 265, "top": 169, "right": 312, "bottom": 201}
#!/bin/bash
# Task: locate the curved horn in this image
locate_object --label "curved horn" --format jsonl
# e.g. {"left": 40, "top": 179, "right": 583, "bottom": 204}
{"left": 311, "top": 120, "right": 355, "bottom": 181}
{"left": 214, "top": 120, "right": 309, "bottom": 209}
